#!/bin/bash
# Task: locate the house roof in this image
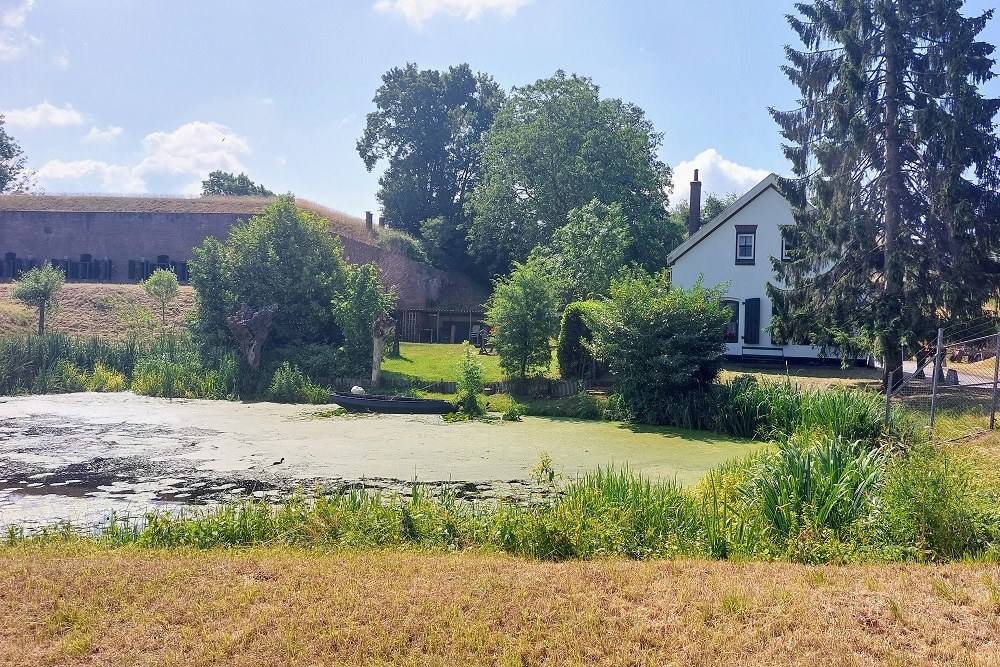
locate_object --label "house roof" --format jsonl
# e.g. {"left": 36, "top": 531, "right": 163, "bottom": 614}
{"left": 666, "top": 174, "right": 779, "bottom": 266}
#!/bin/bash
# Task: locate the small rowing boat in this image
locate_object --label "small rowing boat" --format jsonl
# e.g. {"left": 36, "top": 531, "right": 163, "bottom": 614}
{"left": 330, "top": 392, "right": 455, "bottom": 414}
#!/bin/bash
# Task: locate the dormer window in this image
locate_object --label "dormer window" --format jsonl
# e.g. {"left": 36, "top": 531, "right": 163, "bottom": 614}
{"left": 735, "top": 225, "right": 757, "bottom": 265}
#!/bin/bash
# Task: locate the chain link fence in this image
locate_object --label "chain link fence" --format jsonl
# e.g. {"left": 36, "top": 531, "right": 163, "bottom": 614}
{"left": 888, "top": 321, "right": 1000, "bottom": 442}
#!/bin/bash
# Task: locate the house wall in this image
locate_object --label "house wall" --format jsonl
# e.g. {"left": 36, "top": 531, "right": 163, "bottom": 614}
{"left": 669, "top": 184, "right": 829, "bottom": 361}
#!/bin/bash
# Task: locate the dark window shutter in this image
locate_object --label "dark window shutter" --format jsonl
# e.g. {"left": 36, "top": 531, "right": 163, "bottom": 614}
{"left": 744, "top": 298, "right": 760, "bottom": 345}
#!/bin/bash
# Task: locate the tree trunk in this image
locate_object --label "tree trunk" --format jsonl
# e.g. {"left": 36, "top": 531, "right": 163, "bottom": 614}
{"left": 882, "top": 7, "right": 906, "bottom": 392}
{"left": 371, "top": 315, "right": 396, "bottom": 388}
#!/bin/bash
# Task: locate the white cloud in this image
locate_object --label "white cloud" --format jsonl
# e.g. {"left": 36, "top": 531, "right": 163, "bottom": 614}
{"left": 82, "top": 126, "right": 123, "bottom": 143}
{"left": 37, "top": 159, "right": 144, "bottom": 193}
{"left": 374, "top": 0, "right": 531, "bottom": 24}
{"left": 249, "top": 96, "right": 274, "bottom": 106}
{"left": 53, "top": 48, "right": 69, "bottom": 69}
{"left": 669, "top": 149, "right": 771, "bottom": 201}
{"left": 2, "top": 101, "right": 85, "bottom": 129}
{"left": 37, "top": 121, "right": 252, "bottom": 195}
{"left": 0, "top": 0, "right": 37, "bottom": 61}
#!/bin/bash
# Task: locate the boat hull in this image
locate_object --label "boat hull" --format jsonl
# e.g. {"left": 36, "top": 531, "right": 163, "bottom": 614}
{"left": 330, "top": 392, "right": 454, "bottom": 414}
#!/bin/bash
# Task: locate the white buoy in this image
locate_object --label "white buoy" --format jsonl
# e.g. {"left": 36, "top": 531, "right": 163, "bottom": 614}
{"left": 350, "top": 385, "right": 366, "bottom": 395}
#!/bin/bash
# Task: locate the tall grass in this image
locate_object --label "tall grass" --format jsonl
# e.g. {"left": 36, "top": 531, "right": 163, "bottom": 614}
{"left": 0, "top": 333, "right": 148, "bottom": 394}
{"left": 639, "top": 374, "right": 918, "bottom": 449}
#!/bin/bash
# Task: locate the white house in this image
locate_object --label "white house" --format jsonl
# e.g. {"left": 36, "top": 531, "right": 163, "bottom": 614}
{"left": 667, "top": 171, "right": 858, "bottom": 364}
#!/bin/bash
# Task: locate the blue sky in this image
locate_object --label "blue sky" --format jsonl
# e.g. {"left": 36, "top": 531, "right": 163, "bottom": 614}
{"left": 3, "top": 0, "right": 1000, "bottom": 217}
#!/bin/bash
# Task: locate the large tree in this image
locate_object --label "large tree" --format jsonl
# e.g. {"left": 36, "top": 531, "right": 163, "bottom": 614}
{"left": 0, "top": 115, "right": 35, "bottom": 193}
{"left": 201, "top": 171, "right": 273, "bottom": 197}
{"left": 770, "top": 1, "right": 1000, "bottom": 389}
{"left": 468, "top": 71, "right": 673, "bottom": 277}
{"left": 357, "top": 63, "right": 504, "bottom": 239}
{"left": 190, "top": 196, "right": 347, "bottom": 349}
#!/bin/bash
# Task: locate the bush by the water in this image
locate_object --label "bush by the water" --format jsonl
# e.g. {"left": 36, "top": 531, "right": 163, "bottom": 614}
{"left": 268, "top": 361, "right": 328, "bottom": 404}
{"left": 593, "top": 272, "right": 730, "bottom": 423}
{"left": 606, "top": 374, "right": 917, "bottom": 450}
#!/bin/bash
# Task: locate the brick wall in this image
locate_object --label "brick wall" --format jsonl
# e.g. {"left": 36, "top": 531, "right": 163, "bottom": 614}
{"left": 0, "top": 204, "right": 486, "bottom": 311}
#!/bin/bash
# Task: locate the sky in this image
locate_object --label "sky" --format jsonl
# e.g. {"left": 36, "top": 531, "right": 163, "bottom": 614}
{"left": 3, "top": 0, "right": 1000, "bottom": 217}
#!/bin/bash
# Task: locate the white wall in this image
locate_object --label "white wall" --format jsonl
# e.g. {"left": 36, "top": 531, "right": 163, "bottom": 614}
{"left": 670, "top": 183, "right": 826, "bottom": 360}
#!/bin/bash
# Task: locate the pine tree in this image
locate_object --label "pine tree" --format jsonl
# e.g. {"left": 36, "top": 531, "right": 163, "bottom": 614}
{"left": 769, "top": 1, "right": 1000, "bottom": 389}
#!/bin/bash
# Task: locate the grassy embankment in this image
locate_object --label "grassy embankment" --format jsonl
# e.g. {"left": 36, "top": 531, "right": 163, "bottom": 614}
{"left": 3, "top": 545, "right": 998, "bottom": 666}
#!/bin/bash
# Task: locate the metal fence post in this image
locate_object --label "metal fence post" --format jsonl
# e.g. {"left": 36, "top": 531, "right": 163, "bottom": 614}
{"left": 991, "top": 332, "right": 1000, "bottom": 430}
{"left": 929, "top": 327, "right": 944, "bottom": 431}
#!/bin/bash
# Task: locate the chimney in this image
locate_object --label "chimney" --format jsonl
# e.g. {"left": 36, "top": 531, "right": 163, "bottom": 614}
{"left": 688, "top": 169, "right": 702, "bottom": 237}
{"left": 365, "top": 211, "right": 373, "bottom": 233}
{"left": 378, "top": 215, "right": 385, "bottom": 228}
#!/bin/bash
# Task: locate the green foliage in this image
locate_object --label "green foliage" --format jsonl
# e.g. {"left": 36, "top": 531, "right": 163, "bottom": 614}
{"left": 556, "top": 301, "right": 600, "bottom": 380}
{"left": 593, "top": 272, "right": 730, "bottom": 424}
{"left": 743, "top": 435, "right": 884, "bottom": 545}
{"left": 190, "top": 195, "right": 349, "bottom": 350}
{"left": 373, "top": 227, "right": 430, "bottom": 264}
{"left": 0, "top": 114, "right": 35, "bottom": 193}
{"left": 486, "top": 258, "right": 559, "bottom": 380}
{"left": 50, "top": 360, "right": 87, "bottom": 393}
{"left": 130, "top": 334, "right": 236, "bottom": 400}
{"left": 468, "top": 70, "right": 674, "bottom": 276}
{"left": 771, "top": 2, "right": 1000, "bottom": 384}
{"left": 332, "top": 263, "right": 396, "bottom": 375}
{"left": 455, "top": 343, "right": 486, "bottom": 416}
{"left": 268, "top": 361, "right": 329, "bottom": 404}
{"left": 544, "top": 200, "right": 629, "bottom": 302}
{"left": 876, "top": 443, "right": 998, "bottom": 561}
{"left": 0, "top": 333, "right": 146, "bottom": 395}
{"left": 201, "top": 170, "right": 273, "bottom": 196}
{"left": 358, "top": 63, "right": 504, "bottom": 238}
{"left": 501, "top": 401, "right": 524, "bottom": 421}
{"left": 419, "top": 216, "right": 467, "bottom": 270}
{"left": 142, "top": 268, "right": 179, "bottom": 327}
{"left": 86, "top": 362, "right": 127, "bottom": 392}
{"left": 11, "top": 263, "right": 65, "bottom": 335}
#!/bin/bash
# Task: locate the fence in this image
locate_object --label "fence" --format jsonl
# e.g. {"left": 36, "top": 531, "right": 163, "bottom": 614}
{"left": 888, "top": 321, "right": 1000, "bottom": 442}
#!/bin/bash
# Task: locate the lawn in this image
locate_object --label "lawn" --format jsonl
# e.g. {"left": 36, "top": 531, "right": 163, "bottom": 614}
{"left": 381, "top": 342, "right": 508, "bottom": 385}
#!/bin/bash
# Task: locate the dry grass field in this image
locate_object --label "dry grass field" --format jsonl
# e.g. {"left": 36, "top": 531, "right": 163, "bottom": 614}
{"left": 0, "top": 283, "right": 195, "bottom": 338}
{"left": 1, "top": 546, "right": 998, "bottom": 666}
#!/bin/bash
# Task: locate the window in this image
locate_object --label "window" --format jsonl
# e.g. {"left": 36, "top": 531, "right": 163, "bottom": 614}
{"left": 735, "top": 225, "right": 757, "bottom": 265}
{"left": 780, "top": 227, "right": 794, "bottom": 261}
{"left": 723, "top": 299, "right": 739, "bottom": 343}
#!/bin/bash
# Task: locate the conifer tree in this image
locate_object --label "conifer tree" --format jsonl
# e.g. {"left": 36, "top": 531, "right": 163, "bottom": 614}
{"left": 769, "top": 1, "right": 1000, "bottom": 389}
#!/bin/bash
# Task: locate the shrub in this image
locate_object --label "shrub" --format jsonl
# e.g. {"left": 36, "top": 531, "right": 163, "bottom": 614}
{"left": 556, "top": 301, "right": 601, "bottom": 380}
{"left": 268, "top": 361, "right": 328, "bottom": 404}
{"left": 86, "top": 362, "right": 126, "bottom": 392}
{"left": 741, "top": 434, "right": 884, "bottom": 550}
{"left": 592, "top": 272, "right": 730, "bottom": 424}
{"left": 51, "top": 360, "right": 87, "bottom": 393}
{"left": 455, "top": 343, "right": 486, "bottom": 416}
{"left": 876, "top": 444, "right": 998, "bottom": 560}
